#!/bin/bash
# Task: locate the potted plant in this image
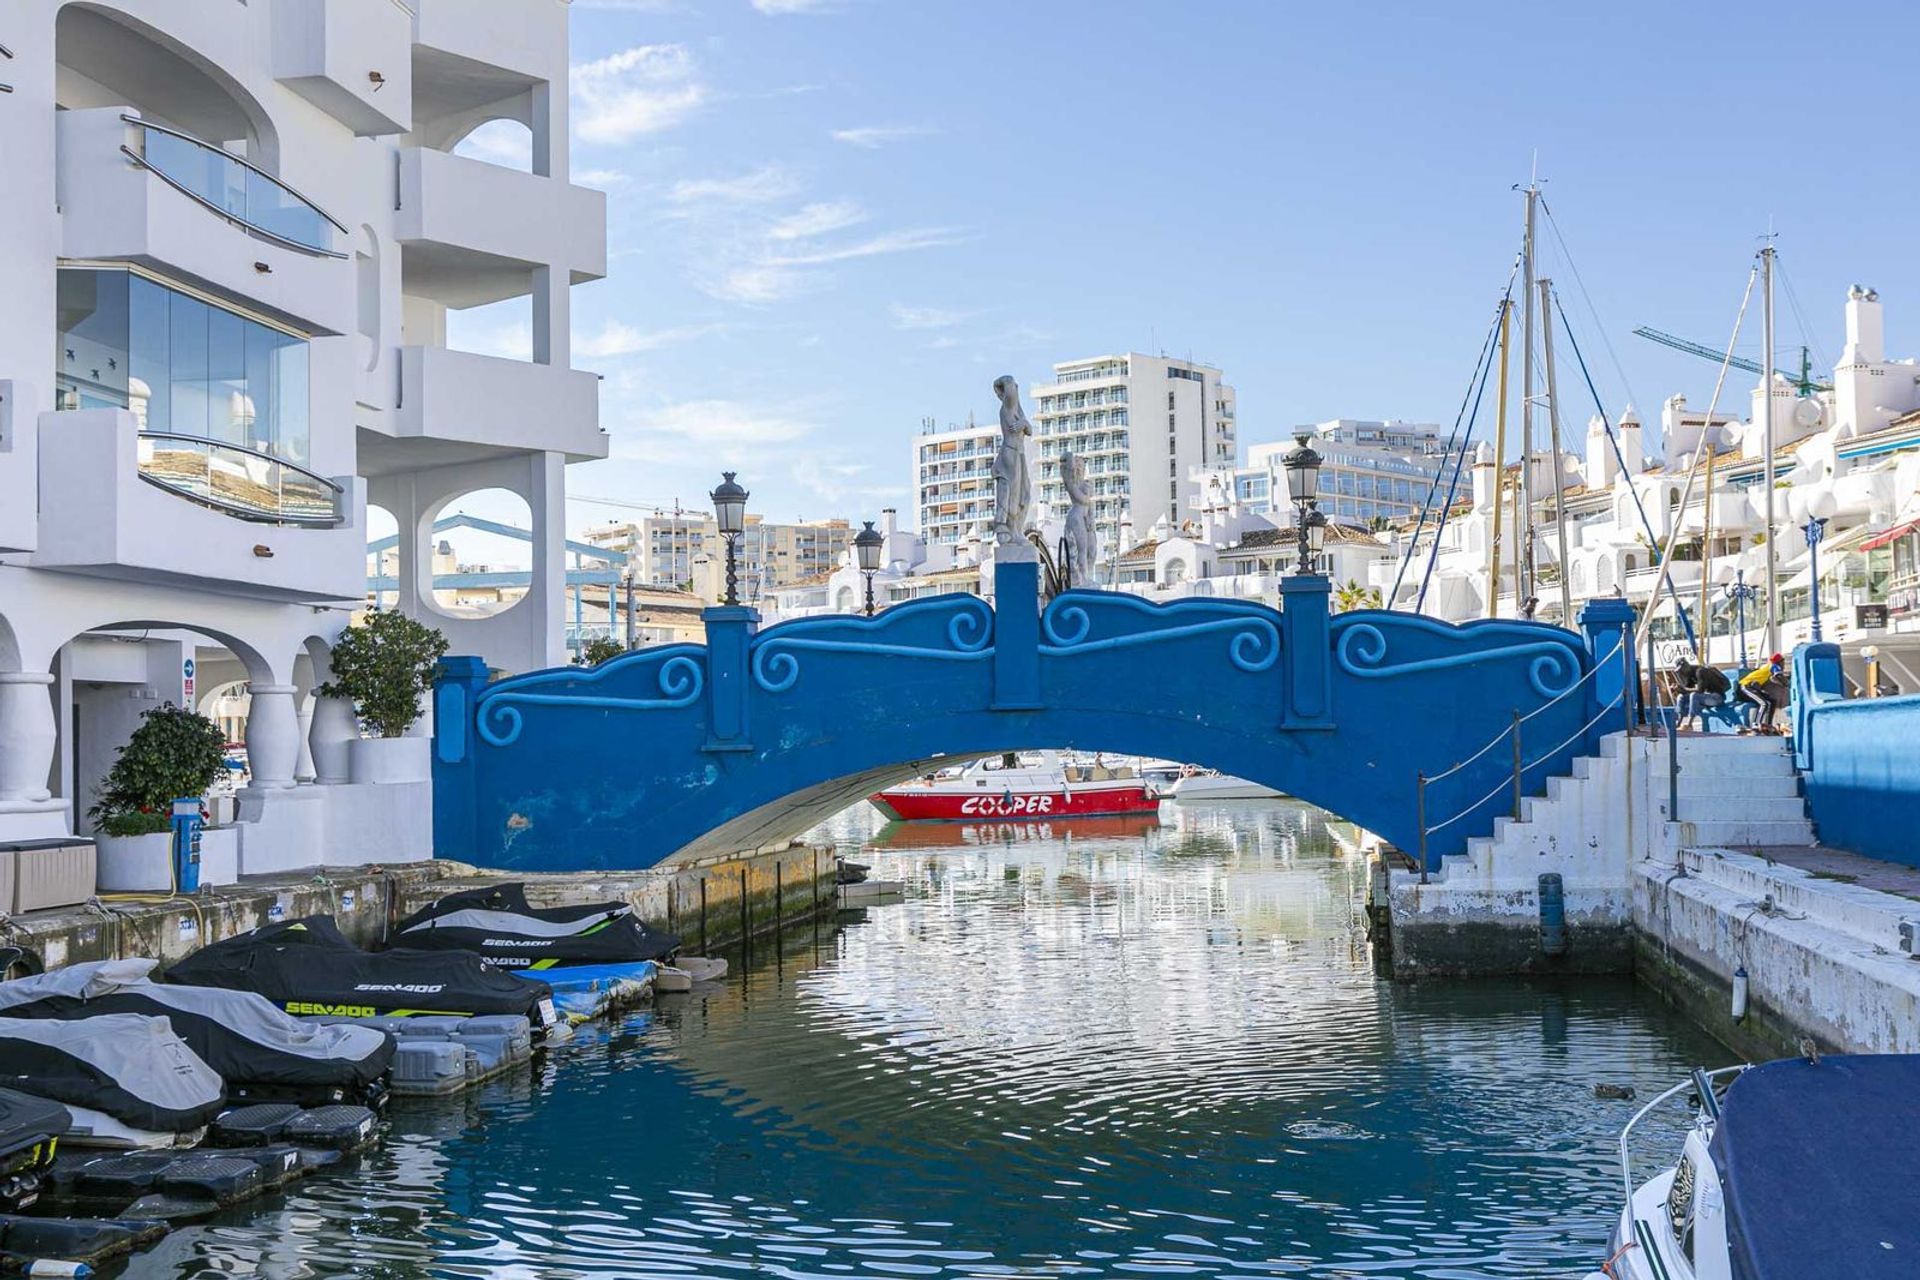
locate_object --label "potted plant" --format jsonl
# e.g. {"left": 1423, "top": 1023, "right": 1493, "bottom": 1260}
{"left": 577, "top": 637, "right": 625, "bottom": 666}
{"left": 320, "top": 610, "right": 449, "bottom": 784}
{"left": 90, "top": 702, "right": 227, "bottom": 892}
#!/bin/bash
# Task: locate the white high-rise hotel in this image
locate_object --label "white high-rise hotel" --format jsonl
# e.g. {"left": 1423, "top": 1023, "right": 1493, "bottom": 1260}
{"left": 1033, "top": 354, "right": 1236, "bottom": 544}
{"left": 0, "top": 1, "right": 604, "bottom": 871}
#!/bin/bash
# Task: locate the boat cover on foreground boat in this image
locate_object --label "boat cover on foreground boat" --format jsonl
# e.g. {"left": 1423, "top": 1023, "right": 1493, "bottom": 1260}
{"left": 392, "top": 883, "right": 679, "bottom": 968}
{"left": 0, "top": 1014, "right": 225, "bottom": 1133}
{"left": 0, "top": 1087, "right": 69, "bottom": 1209}
{"left": 0, "top": 960, "right": 394, "bottom": 1102}
{"left": 1710, "top": 1053, "right": 1920, "bottom": 1279}
{"left": 165, "top": 917, "right": 557, "bottom": 1028}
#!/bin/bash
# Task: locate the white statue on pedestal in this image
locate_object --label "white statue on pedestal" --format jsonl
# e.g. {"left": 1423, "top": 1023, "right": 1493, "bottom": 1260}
{"left": 990, "top": 374, "right": 1034, "bottom": 547}
{"left": 1060, "top": 452, "right": 1099, "bottom": 585}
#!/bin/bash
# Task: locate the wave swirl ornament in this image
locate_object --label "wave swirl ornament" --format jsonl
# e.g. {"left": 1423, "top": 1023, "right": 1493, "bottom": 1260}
{"left": 1334, "top": 618, "right": 1582, "bottom": 699}
{"left": 475, "top": 652, "right": 705, "bottom": 747}
{"left": 1039, "top": 592, "right": 1280, "bottom": 673}
{"left": 751, "top": 594, "right": 996, "bottom": 694}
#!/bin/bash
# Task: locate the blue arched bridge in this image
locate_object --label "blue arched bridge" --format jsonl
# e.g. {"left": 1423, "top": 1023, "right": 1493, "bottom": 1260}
{"left": 431, "top": 562, "right": 1635, "bottom": 871}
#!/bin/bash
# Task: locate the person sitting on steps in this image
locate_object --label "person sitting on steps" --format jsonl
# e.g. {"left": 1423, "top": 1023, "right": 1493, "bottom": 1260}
{"left": 1737, "top": 653, "right": 1789, "bottom": 734}
{"left": 1673, "top": 657, "right": 1731, "bottom": 731}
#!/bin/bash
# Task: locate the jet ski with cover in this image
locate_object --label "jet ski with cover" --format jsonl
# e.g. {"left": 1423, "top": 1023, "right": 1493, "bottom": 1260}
{"left": 393, "top": 882, "right": 680, "bottom": 968}
{"left": 0, "top": 959, "right": 394, "bottom": 1106}
{"left": 0, "top": 1087, "right": 69, "bottom": 1211}
{"left": 164, "top": 916, "right": 557, "bottom": 1029}
{"left": 0, "top": 1014, "right": 225, "bottom": 1135}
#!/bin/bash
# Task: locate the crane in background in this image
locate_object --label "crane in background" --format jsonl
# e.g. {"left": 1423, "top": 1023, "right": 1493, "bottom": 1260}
{"left": 1632, "top": 326, "right": 1830, "bottom": 396}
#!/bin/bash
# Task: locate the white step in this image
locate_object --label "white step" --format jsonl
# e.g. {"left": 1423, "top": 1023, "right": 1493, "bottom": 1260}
{"left": 1674, "top": 774, "right": 1803, "bottom": 800}
{"left": 1680, "top": 817, "right": 1817, "bottom": 848}
{"left": 1671, "top": 794, "right": 1806, "bottom": 823}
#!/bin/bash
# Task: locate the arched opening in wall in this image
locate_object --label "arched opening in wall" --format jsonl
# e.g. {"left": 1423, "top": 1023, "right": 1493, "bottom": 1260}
{"left": 426, "top": 488, "right": 535, "bottom": 619}
{"left": 56, "top": 623, "right": 267, "bottom": 833}
{"left": 454, "top": 118, "right": 534, "bottom": 173}
{"left": 356, "top": 225, "right": 382, "bottom": 373}
{"left": 834, "top": 586, "right": 856, "bottom": 612}
{"left": 55, "top": 4, "right": 277, "bottom": 165}
{"left": 366, "top": 503, "right": 400, "bottom": 610}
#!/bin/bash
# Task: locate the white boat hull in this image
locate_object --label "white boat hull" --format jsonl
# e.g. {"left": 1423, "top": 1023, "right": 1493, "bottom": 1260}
{"left": 1168, "top": 774, "right": 1284, "bottom": 801}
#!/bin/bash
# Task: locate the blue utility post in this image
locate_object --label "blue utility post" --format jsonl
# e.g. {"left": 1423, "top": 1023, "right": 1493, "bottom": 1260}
{"left": 432, "top": 655, "right": 490, "bottom": 859}
{"left": 1579, "top": 597, "right": 1637, "bottom": 728}
{"left": 170, "top": 798, "right": 203, "bottom": 894}
{"left": 1280, "top": 575, "right": 1333, "bottom": 729}
{"left": 991, "top": 559, "right": 1040, "bottom": 710}
{"left": 702, "top": 606, "right": 759, "bottom": 752}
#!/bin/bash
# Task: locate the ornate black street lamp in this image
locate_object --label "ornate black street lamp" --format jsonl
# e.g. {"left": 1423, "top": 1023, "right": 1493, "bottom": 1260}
{"left": 1283, "top": 430, "right": 1323, "bottom": 574}
{"left": 854, "top": 519, "right": 884, "bottom": 616}
{"left": 710, "top": 471, "right": 748, "bottom": 606}
{"left": 1303, "top": 501, "right": 1328, "bottom": 573}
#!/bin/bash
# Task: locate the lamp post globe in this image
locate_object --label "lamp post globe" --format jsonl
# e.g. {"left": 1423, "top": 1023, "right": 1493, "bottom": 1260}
{"left": 710, "top": 471, "right": 749, "bottom": 606}
{"left": 854, "top": 519, "right": 884, "bottom": 616}
{"left": 1282, "top": 431, "right": 1322, "bottom": 504}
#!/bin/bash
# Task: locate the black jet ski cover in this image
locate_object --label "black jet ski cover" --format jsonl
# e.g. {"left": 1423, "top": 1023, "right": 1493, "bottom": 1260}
{"left": 0, "top": 960, "right": 393, "bottom": 1096}
{"left": 392, "top": 882, "right": 679, "bottom": 968}
{"left": 0, "top": 1086, "right": 69, "bottom": 1195}
{"left": 0, "top": 1014, "right": 225, "bottom": 1133}
{"left": 164, "top": 916, "right": 556, "bottom": 1026}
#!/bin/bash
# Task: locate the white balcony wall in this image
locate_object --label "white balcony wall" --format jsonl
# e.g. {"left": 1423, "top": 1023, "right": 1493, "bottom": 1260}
{"left": 393, "top": 346, "right": 606, "bottom": 462}
{"left": 271, "top": 0, "right": 414, "bottom": 137}
{"left": 396, "top": 147, "right": 606, "bottom": 306}
{"left": 56, "top": 109, "right": 355, "bottom": 337}
{"left": 34, "top": 410, "right": 366, "bottom": 603}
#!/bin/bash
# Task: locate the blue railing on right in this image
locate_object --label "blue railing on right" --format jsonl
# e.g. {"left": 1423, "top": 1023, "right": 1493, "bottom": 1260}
{"left": 1794, "top": 642, "right": 1920, "bottom": 868}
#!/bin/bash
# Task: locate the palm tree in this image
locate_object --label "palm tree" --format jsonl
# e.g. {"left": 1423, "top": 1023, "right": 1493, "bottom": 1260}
{"left": 1333, "top": 580, "right": 1381, "bottom": 614}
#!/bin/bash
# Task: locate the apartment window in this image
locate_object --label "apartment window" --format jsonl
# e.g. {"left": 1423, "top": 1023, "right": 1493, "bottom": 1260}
{"left": 56, "top": 267, "right": 311, "bottom": 468}
{"left": 1168, "top": 414, "right": 1176, "bottom": 429}
{"left": 1167, "top": 391, "right": 1176, "bottom": 410}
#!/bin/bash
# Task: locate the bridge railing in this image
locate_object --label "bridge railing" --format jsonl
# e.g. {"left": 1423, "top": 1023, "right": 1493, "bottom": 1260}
{"left": 1412, "top": 605, "right": 1636, "bottom": 879}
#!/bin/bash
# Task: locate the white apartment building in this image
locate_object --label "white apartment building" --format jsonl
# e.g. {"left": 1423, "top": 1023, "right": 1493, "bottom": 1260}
{"left": 913, "top": 417, "right": 999, "bottom": 546}
{"left": 584, "top": 513, "right": 854, "bottom": 602}
{"left": 1206, "top": 419, "right": 1448, "bottom": 528}
{"left": 0, "top": 1, "right": 605, "bottom": 872}
{"left": 1031, "top": 353, "right": 1237, "bottom": 545}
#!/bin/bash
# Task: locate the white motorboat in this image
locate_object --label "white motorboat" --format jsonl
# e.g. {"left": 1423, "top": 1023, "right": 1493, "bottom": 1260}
{"left": 1592, "top": 1054, "right": 1918, "bottom": 1280}
{"left": 1167, "top": 768, "right": 1284, "bottom": 801}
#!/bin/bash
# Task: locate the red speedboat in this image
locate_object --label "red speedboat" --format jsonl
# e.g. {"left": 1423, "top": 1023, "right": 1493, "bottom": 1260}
{"left": 869, "top": 754, "right": 1161, "bottom": 822}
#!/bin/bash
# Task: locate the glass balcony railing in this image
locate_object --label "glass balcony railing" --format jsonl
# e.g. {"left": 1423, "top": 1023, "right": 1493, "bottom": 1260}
{"left": 121, "top": 115, "right": 348, "bottom": 257}
{"left": 137, "top": 432, "right": 344, "bottom": 526}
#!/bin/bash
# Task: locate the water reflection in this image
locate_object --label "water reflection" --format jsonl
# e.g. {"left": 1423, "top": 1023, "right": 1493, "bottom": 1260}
{"left": 130, "top": 801, "right": 1723, "bottom": 1279}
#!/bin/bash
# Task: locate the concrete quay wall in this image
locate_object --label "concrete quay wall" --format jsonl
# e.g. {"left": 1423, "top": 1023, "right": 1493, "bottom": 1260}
{"left": 1, "top": 844, "right": 839, "bottom": 974}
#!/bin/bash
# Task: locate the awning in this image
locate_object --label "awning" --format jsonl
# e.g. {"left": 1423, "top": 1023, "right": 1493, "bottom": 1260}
{"left": 1860, "top": 517, "right": 1920, "bottom": 551}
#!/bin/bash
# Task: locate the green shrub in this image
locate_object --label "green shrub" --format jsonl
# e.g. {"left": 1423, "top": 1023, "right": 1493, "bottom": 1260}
{"left": 577, "top": 637, "right": 626, "bottom": 666}
{"left": 320, "top": 610, "right": 450, "bottom": 738}
{"left": 88, "top": 703, "right": 228, "bottom": 831}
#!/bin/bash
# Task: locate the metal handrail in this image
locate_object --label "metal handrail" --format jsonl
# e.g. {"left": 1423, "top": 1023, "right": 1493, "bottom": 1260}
{"left": 137, "top": 431, "right": 344, "bottom": 526}
{"left": 119, "top": 114, "right": 349, "bottom": 257}
{"left": 1617, "top": 1064, "right": 1749, "bottom": 1200}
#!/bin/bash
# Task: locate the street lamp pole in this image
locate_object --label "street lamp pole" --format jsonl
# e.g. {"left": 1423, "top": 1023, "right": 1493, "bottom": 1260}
{"left": 1804, "top": 514, "right": 1829, "bottom": 642}
{"left": 854, "top": 519, "right": 884, "bottom": 617}
{"left": 1724, "top": 571, "right": 1758, "bottom": 670}
{"left": 1282, "top": 430, "right": 1324, "bottom": 575}
{"left": 709, "top": 471, "right": 749, "bottom": 607}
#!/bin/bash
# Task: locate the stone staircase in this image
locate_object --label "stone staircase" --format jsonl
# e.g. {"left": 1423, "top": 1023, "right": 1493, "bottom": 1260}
{"left": 1430, "top": 732, "right": 1814, "bottom": 890}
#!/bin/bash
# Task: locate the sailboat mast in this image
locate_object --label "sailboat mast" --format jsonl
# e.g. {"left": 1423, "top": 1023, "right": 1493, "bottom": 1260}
{"left": 1518, "top": 184, "right": 1539, "bottom": 614}
{"left": 1760, "top": 243, "right": 1779, "bottom": 658}
{"left": 1487, "top": 299, "right": 1511, "bottom": 618}
{"left": 1538, "top": 277, "right": 1574, "bottom": 625}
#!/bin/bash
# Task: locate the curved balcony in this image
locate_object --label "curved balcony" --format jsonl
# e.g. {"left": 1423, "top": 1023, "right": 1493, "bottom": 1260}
{"left": 120, "top": 115, "right": 348, "bottom": 258}
{"left": 137, "top": 433, "right": 344, "bottom": 526}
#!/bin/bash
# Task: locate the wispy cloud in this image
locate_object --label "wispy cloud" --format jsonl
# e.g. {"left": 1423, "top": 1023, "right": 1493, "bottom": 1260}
{"left": 574, "top": 167, "right": 628, "bottom": 188}
{"left": 668, "top": 165, "right": 798, "bottom": 206}
{"left": 578, "top": 320, "right": 730, "bottom": 360}
{"left": 574, "top": 44, "right": 708, "bottom": 144}
{"left": 773, "top": 227, "right": 971, "bottom": 267}
{"left": 890, "top": 304, "right": 975, "bottom": 331}
{"left": 831, "top": 124, "right": 934, "bottom": 149}
{"left": 608, "top": 397, "right": 818, "bottom": 464}
{"left": 752, "top": 0, "right": 840, "bottom": 13}
{"left": 770, "top": 201, "right": 867, "bottom": 241}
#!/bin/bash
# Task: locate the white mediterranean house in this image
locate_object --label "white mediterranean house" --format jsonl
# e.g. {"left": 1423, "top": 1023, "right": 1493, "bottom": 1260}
{"left": 0, "top": 0, "right": 606, "bottom": 878}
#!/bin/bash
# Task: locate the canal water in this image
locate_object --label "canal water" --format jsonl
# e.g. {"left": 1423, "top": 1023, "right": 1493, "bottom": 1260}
{"left": 129, "top": 801, "right": 1727, "bottom": 1279}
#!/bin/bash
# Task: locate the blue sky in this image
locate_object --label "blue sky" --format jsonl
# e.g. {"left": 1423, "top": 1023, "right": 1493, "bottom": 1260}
{"left": 447, "top": 0, "right": 1920, "bottom": 536}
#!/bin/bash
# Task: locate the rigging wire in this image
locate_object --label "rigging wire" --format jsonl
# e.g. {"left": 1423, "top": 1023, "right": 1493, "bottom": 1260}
{"left": 1774, "top": 256, "right": 1831, "bottom": 376}
{"left": 1550, "top": 288, "right": 1699, "bottom": 646}
{"left": 1388, "top": 279, "right": 1515, "bottom": 607}
{"left": 1539, "top": 197, "right": 1647, "bottom": 439}
{"left": 1416, "top": 312, "right": 1503, "bottom": 613}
